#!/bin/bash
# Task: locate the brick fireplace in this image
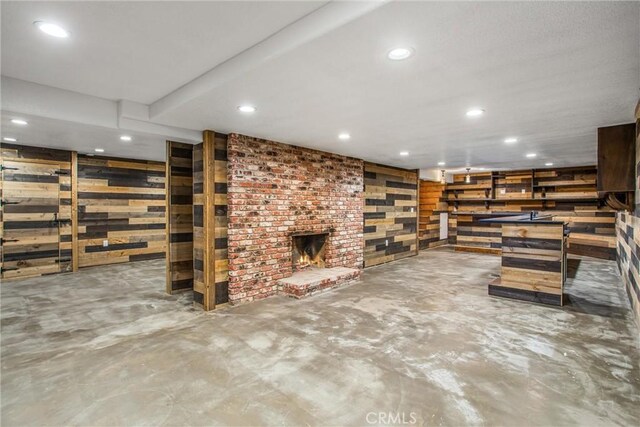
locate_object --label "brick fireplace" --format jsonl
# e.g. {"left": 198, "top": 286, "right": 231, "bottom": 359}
{"left": 292, "top": 232, "right": 328, "bottom": 271}
{"left": 227, "top": 133, "right": 364, "bottom": 304}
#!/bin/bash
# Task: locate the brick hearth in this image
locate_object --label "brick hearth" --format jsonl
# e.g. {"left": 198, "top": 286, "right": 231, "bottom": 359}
{"left": 227, "top": 133, "right": 364, "bottom": 304}
{"left": 278, "top": 267, "right": 361, "bottom": 299}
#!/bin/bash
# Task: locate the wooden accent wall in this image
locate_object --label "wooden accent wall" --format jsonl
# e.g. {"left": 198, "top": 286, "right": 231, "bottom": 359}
{"left": 496, "top": 170, "right": 533, "bottom": 200}
{"left": 0, "top": 143, "right": 73, "bottom": 278}
{"left": 453, "top": 213, "right": 503, "bottom": 254}
{"left": 77, "top": 155, "right": 166, "bottom": 267}
{"left": 616, "top": 212, "right": 640, "bottom": 333}
{"left": 166, "top": 141, "right": 193, "bottom": 294}
{"left": 364, "top": 163, "right": 418, "bottom": 267}
{"left": 446, "top": 172, "right": 492, "bottom": 200}
{"left": 445, "top": 166, "right": 616, "bottom": 260}
{"left": 418, "top": 180, "right": 447, "bottom": 249}
{"left": 533, "top": 167, "right": 598, "bottom": 200}
{"left": 193, "top": 131, "right": 229, "bottom": 310}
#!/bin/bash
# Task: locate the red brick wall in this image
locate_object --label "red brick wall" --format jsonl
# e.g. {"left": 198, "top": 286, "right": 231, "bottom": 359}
{"left": 227, "top": 133, "right": 364, "bottom": 304}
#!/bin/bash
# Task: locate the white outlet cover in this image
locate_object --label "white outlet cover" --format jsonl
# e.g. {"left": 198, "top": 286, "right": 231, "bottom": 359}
{"left": 103, "top": 240, "right": 109, "bottom": 247}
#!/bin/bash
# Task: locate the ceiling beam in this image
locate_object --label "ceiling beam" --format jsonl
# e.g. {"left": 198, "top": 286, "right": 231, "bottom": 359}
{"left": 1, "top": 76, "right": 201, "bottom": 143}
{"left": 149, "top": 0, "right": 390, "bottom": 119}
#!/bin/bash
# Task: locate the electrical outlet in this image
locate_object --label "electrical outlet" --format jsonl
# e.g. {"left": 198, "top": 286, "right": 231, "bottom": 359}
{"left": 102, "top": 240, "right": 109, "bottom": 247}
{"left": 410, "top": 207, "right": 414, "bottom": 212}
{"left": 500, "top": 188, "right": 506, "bottom": 194}
{"left": 385, "top": 239, "right": 389, "bottom": 247}
{"left": 521, "top": 188, "right": 526, "bottom": 194}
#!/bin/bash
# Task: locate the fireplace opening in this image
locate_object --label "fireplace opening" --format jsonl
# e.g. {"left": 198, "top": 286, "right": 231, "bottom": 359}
{"left": 292, "top": 233, "right": 327, "bottom": 271}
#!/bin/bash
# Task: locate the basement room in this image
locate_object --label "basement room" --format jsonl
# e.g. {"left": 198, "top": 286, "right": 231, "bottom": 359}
{"left": 1, "top": 1, "right": 639, "bottom": 426}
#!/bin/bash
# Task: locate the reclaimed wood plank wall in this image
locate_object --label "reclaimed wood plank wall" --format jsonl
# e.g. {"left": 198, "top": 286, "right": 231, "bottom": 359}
{"left": 77, "top": 155, "right": 166, "bottom": 267}
{"left": 0, "top": 143, "right": 73, "bottom": 279}
{"left": 453, "top": 213, "right": 503, "bottom": 254}
{"left": 166, "top": 141, "right": 194, "bottom": 294}
{"left": 192, "top": 132, "right": 229, "bottom": 310}
{"left": 364, "top": 163, "right": 418, "bottom": 267}
{"left": 495, "top": 170, "right": 533, "bottom": 200}
{"left": 445, "top": 167, "right": 616, "bottom": 260}
{"left": 616, "top": 101, "right": 640, "bottom": 333}
{"left": 418, "top": 180, "right": 447, "bottom": 249}
{"left": 616, "top": 212, "right": 640, "bottom": 332}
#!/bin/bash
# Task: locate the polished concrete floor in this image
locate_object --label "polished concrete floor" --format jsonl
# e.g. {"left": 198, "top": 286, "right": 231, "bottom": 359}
{"left": 2, "top": 248, "right": 639, "bottom": 426}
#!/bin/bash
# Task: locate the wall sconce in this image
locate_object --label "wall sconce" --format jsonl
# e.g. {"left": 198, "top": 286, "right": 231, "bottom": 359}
{"left": 440, "top": 169, "right": 446, "bottom": 184}
{"left": 465, "top": 168, "right": 471, "bottom": 183}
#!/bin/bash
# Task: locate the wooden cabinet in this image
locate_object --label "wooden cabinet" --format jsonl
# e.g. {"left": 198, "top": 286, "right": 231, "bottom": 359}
{"left": 597, "top": 123, "right": 635, "bottom": 193}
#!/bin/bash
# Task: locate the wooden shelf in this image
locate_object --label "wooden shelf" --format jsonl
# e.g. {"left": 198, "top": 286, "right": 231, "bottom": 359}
{"left": 533, "top": 182, "right": 596, "bottom": 188}
{"left": 446, "top": 184, "right": 492, "bottom": 190}
{"left": 445, "top": 196, "right": 600, "bottom": 203}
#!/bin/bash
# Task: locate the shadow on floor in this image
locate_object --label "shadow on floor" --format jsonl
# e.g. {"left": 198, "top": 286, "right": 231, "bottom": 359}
{"left": 563, "top": 294, "right": 628, "bottom": 319}
{"left": 566, "top": 258, "right": 581, "bottom": 279}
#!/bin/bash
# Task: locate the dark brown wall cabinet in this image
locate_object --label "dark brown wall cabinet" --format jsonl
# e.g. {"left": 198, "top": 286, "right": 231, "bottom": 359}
{"left": 597, "top": 123, "right": 635, "bottom": 193}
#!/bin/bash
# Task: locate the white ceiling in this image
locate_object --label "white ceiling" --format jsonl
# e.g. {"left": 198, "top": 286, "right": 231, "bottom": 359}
{"left": 1, "top": 112, "right": 168, "bottom": 161}
{"left": 2, "top": 1, "right": 639, "bottom": 171}
{"left": 1, "top": 1, "right": 325, "bottom": 103}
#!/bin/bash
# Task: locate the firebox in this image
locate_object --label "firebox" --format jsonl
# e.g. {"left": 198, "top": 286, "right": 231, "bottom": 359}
{"left": 292, "top": 232, "right": 328, "bottom": 271}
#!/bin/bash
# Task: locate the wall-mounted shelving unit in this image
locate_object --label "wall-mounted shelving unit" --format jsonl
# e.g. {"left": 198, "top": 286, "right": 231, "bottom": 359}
{"left": 440, "top": 165, "right": 616, "bottom": 260}
{"left": 444, "top": 166, "right": 601, "bottom": 209}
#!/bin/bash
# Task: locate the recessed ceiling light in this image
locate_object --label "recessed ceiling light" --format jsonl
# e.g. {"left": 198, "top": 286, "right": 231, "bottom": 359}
{"left": 545, "top": 162, "right": 554, "bottom": 166}
{"left": 399, "top": 151, "right": 409, "bottom": 156}
{"left": 3, "top": 137, "right": 17, "bottom": 142}
{"left": 94, "top": 148, "right": 104, "bottom": 153}
{"left": 11, "top": 119, "right": 28, "bottom": 126}
{"left": 387, "top": 47, "right": 413, "bottom": 61}
{"left": 120, "top": 135, "right": 132, "bottom": 142}
{"left": 34, "top": 21, "right": 70, "bottom": 38}
{"left": 238, "top": 105, "right": 256, "bottom": 113}
{"left": 437, "top": 161, "right": 446, "bottom": 166}
{"left": 466, "top": 109, "right": 485, "bottom": 117}
{"left": 338, "top": 133, "right": 351, "bottom": 141}
{"left": 526, "top": 153, "right": 537, "bottom": 158}
{"left": 504, "top": 137, "right": 518, "bottom": 143}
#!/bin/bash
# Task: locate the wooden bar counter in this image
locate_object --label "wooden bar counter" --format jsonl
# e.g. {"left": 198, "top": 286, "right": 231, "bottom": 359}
{"left": 481, "top": 213, "right": 568, "bottom": 306}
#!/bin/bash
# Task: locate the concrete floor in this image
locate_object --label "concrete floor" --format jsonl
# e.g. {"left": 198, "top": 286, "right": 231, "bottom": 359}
{"left": 1, "top": 248, "right": 639, "bottom": 426}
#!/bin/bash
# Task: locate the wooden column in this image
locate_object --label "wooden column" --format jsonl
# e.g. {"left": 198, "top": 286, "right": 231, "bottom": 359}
{"left": 414, "top": 169, "right": 420, "bottom": 253}
{"left": 202, "top": 130, "right": 216, "bottom": 310}
{"left": 192, "top": 130, "right": 230, "bottom": 310}
{"left": 71, "top": 151, "right": 79, "bottom": 272}
{"left": 165, "top": 143, "right": 172, "bottom": 292}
